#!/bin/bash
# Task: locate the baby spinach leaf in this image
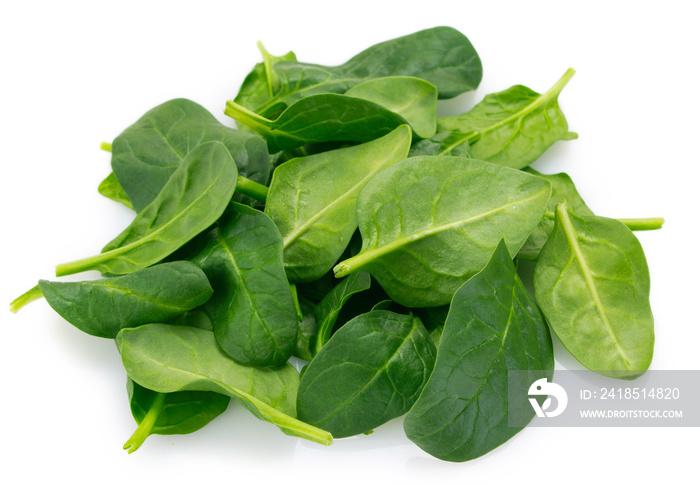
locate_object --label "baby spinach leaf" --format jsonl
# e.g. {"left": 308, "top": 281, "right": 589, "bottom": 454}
{"left": 38, "top": 261, "right": 212, "bottom": 338}
{"left": 234, "top": 43, "right": 298, "bottom": 113}
{"left": 98, "top": 172, "right": 134, "bottom": 210}
{"left": 517, "top": 168, "right": 594, "bottom": 260}
{"left": 56, "top": 141, "right": 238, "bottom": 276}
{"left": 111, "top": 98, "right": 269, "bottom": 212}
{"left": 533, "top": 202, "right": 655, "bottom": 378}
{"left": 298, "top": 310, "right": 436, "bottom": 438}
{"left": 437, "top": 69, "right": 577, "bottom": 169}
{"left": 265, "top": 125, "right": 412, "bottom": 282}
{"left": 334, "top": 156, "right": 551, "bottom": 307}
{"left": 116, "top": 324, "right": 332, "bottom": 446}
{"left": 313, "top": 271, "right": 372, "bottom": 355}
{"left": 191, "top": 203, "right": 297, "bottom": 368}
{"left": 237, "top": 26, "right": 482, "bottom": 116}
{"left": 404, "top": 241, "right": 554, "bottom": 462}
{"left": 345, "top": 76, "right": 437, "bottom": 139}
{"left": 408, "top": 130, "right": 472, "bottom": 158}
{"left": 123, "top": 378, "right": 229, "bottom": 454}
{"left": 225, "top": 94, "right": 408, "bottom": 153}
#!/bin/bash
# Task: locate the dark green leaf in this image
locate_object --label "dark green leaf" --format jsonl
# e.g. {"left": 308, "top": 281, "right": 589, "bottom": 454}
{"left": 39, "top": 261, "right": 212, "bottom": 338}
{"left": 191, "top": 203, "right": 297, "bottom": 367}
{"left": 408, "top": 130, "right": 472, "bottom": 158}
{"left": 298, "top": 310, "right": 436, "bottom": 438}
{"left": 404, "top": 241, "right": 554, "bottom": 462}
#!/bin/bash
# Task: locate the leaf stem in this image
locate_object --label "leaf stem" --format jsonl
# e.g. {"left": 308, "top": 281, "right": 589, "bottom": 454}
{"left": 543, "top": 211, "right": 664, "bottom": 231}
{"left": 290, "top": 283, "right": 303, "bottom": 322}
{"left": 123, "top": 392, "right": 167, "bottom": 454}
{"left": 100, "top": 142, "right": 112, "bottom": 152}
{"left": 236, "top": 175, "right": 268, "bottom": 203}
{"left": 224, "top": 100, "right": 273, "bottom": 134}
{"left": 9, "top": 284, "right": 44, "bottom": 313}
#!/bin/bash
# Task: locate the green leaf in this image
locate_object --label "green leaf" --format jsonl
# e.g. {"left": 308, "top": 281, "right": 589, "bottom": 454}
{"left": 38, "top": 261, "right": 212, "bottom": 338}
{"left": 225, "top": 94, "right": 409, "bottom": 153}
{"left": 404, "top": 241, "right": 554, "bottom": 462}
{"left": 237, "top": 27, "right": 482, "bottom": 116}
{"left": 437, "top": 69, "right": 577, "bottom": 169}
{"left": 533, "top": 202, "right": 655, "bottom": 378}
{"left": 265, "top": 125, "right": 412, "bottom": 282}
{"left": 97, "top": 172, "right": 134, "bottom": 210}
{"left": 234, "top": 45, "right": 297, "bottom": 116}
{"left": 298, "top": 311, "right": 436, "bottom": 438}
{"left": 294, "top": 297, "right": 318, "bottom": 361}
{"left": 123, "top": 378, "right": 229, "bottom": 454}
{"left": 56, "top": 141, "right": 238, "bottom": 276}
{"left": 111, "top": 98, "right": 269, "bottom": 212}
{"left": 517, "top": 168, "right": 593, "bottom": 260}
{"left": 191, "top": 203, "right": 297, "bottom": 367}
{"left": 313, "top": 272, "right": 372, "bottom": 355}
{"left": 345, "top": 76, "right": 437, "bottom": 138}
{"left": 334, "top": 156, "right": 551, "bottom": 307}
{"left": 116, "top": 324, "right": 333, "bottom": 446}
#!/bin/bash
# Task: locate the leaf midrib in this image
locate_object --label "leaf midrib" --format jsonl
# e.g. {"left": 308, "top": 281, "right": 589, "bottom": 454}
{"left": 556, "top": 205, "right": 632, "bottom": 367}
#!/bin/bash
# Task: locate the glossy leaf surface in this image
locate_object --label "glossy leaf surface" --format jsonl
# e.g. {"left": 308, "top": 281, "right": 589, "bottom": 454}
{"left": 123, "top": 378, "right": 229, "bottom": 453}
{"left": 111, "top": 98, "right": 268, "bottom": 212}
{"left": 117, "top": 324, "right": 332, "bottom": 445}
{"left": 533, "top": 203, "right": 654, "bottom": 378}
{"left": 437, "top": 69, "right": 577, "bottom": 169}
{"left": 408, "top": 130, "right": 472, "bottom": 158}
{"left": 265, "top": 126, "right": 411, "bottom": 282}
{"left": 334, "top": 156, "right": 551, "bottom": 307}
{"left": 39, "top": 261, "right": 212, "bottom": 338}
{"left": 404, "top": 241, "right": 554, "bottom": 462}
{"left": 191, "top": 203, "right": 297, "bottom": 367}
{"left": 298, "top": 311, "right": 436, "bottom": 438}
{"left": 56, "top": 141, "right": 238, "bottom": 276}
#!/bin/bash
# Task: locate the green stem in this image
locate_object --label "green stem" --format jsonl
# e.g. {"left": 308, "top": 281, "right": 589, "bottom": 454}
{"left": 100, "top": 142, "right": 112, "bottom": 152}
{"left": 10, "top": 284, "right": 44, "bottom": 313}
{"left": 236, "top": 175, "right": 268, "bottom": 203}
{"left": 543, "top": 211, "right": 664, "bottom": 231}
{"left": 123, "top": 392, "right": 167, "bottom": 454}
{"left": 290, "top": 283, "right": 303, "bottom": 322}
{"left": 224, "top": 100, "right": 273, "bottom": 134}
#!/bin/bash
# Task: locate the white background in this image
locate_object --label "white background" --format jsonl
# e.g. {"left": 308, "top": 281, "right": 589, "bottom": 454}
{"left": 1, "top": 1, "right": 698, "bottom": 483}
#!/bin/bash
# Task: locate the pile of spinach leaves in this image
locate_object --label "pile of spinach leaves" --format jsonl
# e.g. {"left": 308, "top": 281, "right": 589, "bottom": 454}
{"left": 10, "top": 26, "right": 663, "bottom": 462}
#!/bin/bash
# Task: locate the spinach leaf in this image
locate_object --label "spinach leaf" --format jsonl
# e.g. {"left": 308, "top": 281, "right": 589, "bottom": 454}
{"left": 404, "top": 241, "right": 554, "bottom": 462}
{"left": 38, "top": 261, "right": 212, "bottom": 338}
{"left": 111, "top": 98, "right": 269, "bottom": 212}
{"left": 236, "top": 26, "right": 482, "bottom": 116}
{"left": 408, "top": 130, "right": 472, "bottom": 158}
{"left": 191, "top": 203, "right": 297, "bottom": 367}
{"left": 116, "top": 324, "right": 332, "bottom": 445}
{"left": 298, "top": 310, "right": 436, "bottom": 438}
{"left": 437, "top": 69, "right": 577, "bottom": 169}
{"left": 334, "top": 156, "right": 551, "bottom": 307}
{"left": 225, "top": 93, "right": 409, "bottom": 153}
{"left": 98, "top": 172, "right": 134, "bottom": 210}
{"left": 265, "top": 125, "right": 411, "bottom": 282}
{"left": 313, "top": 271, "right": 372, "bottom": 355}
{"left": 533, "top": 202, "right": 654, "bottom": 378}
{"left": 123, "top": 378, "right": 229, "bottom": 454}
{"left": 345, "top": 76, "right": 437, "bottom": 139}
{"left": 234, "top": 43, "right": 298, "bottom": 113}
{"left": 517, "top": 168, "right": 594, "bottom": 260}
{"left": 56, "top": 141, "right": 238, "bottom": 276}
